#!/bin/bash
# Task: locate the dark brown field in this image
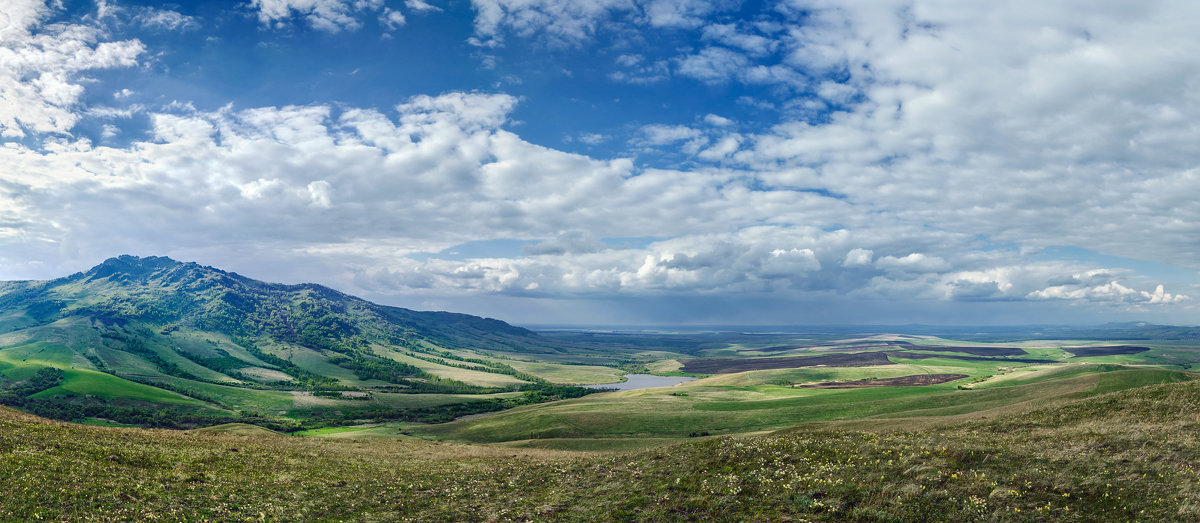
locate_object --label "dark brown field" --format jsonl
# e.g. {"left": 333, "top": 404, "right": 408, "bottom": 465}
{"left": 886, "top": 342, "right": 1029, "bottom": 356}
{"left": 799, "top": 373, "right": 969, "bottom": 389}
{"left": 891, "top": 351, "right": 1056, "bottom": 364}
{"left": 679, "top": 351, "right": 894, "bottom": 373}
{"left": 1064, "top": 345, "right": 1151, "bottom": 357}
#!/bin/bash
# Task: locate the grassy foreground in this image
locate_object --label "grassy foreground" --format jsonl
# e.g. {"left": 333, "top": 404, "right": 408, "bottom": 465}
{"left": 4, "top": 378, "right": 1200, "bottom": 521}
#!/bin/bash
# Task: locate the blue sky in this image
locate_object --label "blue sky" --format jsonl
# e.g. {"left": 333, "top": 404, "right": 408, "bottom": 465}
{"left": 2, "top": 0, "right": 1199, "bottom": 326}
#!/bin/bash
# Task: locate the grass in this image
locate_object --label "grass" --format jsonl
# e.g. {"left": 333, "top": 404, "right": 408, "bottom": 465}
{"left": 376, "top": 349, "right": 529, "bottom": 387}
{"left": 7, "top": 378, "right": 1200, "bottom": 520}
{"left": 0, "top": 342, "right": 210, "bottom": 408}
{"left": 191, "top": 423, "right": 283, "bottom": 436}
{"left": 30, "top": 368, "right": 209, "bottom": 407}
{"left": 504, "top": 360, "right": 625, "bottom": 385}
{"left": 369, "top": 391, "right": 523, "bottom": 409}
{"left": 413, "top": 366, "right": 1190, "bottom": 444}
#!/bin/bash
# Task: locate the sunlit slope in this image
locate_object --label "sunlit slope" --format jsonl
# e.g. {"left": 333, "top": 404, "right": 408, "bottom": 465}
{"left": 0, "top": 255, "right": 561, "bottom": 356}
{"left": 415, "top": 364, "right": 1190, "bottom": 443}
{"left": 6, "top": 377, "right": 1200, "bottom": 520}
{"left": 0, "top": 255, "right": 609, "bottom": 427}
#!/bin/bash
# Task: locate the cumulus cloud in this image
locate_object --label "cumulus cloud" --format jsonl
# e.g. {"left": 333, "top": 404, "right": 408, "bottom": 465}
{"left": 405, "top": 0, "right": 442, "bottom": 12}
{"left": 2, "top": 0, "right": 1198, "bottom": 324}
{"left": 132, "top": 7, "right": 199, "bottom": 31}
{"left": 0, "top": 0, "right": 144, "bottom": 137}
{"left": 380, "top": 7, "right": 406, "bottom": 30}
{"left": 638, "top": 124, "right": 701, "bottom": 146}
{"left": 469, "top": 0, "right": 637, "bottom": 47}
{"left": 703, "top": 114, "right": 733, "bottom": 127}
{"left": 842, "top": 248, "right": 873, "bottom": 267}
{"left": 729, "top": 0, "right": 1200, "bottom": 273}
{"left": 250, "top": 0, "right": 385, "bottom": 32}
{"left": 1030, "top": 281, "right": 1187, "bottom": 305}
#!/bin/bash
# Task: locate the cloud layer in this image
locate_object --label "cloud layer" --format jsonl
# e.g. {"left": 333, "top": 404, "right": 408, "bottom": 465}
{"left": 1, "top": 0, "right": 1197, "bottom": 325}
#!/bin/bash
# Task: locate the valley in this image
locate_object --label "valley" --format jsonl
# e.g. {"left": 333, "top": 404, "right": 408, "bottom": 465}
{"left": 4, "top": 256, "right": 1200, "bottom": 519}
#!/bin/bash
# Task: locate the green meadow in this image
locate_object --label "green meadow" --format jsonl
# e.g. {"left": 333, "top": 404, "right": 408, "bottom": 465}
{"left": 6, "top": 376, "right": 1200, "bottom": 521}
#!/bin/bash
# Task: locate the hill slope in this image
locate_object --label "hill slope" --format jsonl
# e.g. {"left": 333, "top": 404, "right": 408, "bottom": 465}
{"left": 0, "top": 255, "right": 551, "bottom": 353}
{"left": 0, "top": 255, "right": 593, "bottom": 429}
{"left": 4, "top": 378, "right": 1200, "bottom": 520}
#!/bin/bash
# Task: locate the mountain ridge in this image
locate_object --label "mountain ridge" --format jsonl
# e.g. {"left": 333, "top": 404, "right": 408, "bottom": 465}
{"left": 1, "top": 254, "right": 543, "bottom": 352}
{"left": 0, "top": 255, "right": 600, "bottom": 430}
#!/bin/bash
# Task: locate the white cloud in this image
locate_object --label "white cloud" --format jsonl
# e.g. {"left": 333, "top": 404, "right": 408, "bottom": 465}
{"left": 610, "top": 55, "right": 670, "bottom": 84}
{"left": 642, "top": 0, "right": 731, "bottom": 29}
{"left": 3, "top": 0, "right": 1199, "bottom": 324}
{"left": 842, "top": 248, "right": 873, "bottom": 267}
{"left": 638, "top": 124, "right": 701, "bottom": 146}
{"left": 1029, "top": 280, "right": 1187, "bottom": 305}
{"left": 250, "top": 0, "right": 385, "bottom": 32}
{"left": 133, "top": 7, "right": 198, "bottom": 31}
{"left": 675, "top": 47, "right": 749, "bottom": 83}
{"left": 701, "top": 22, "right": 776, "bottom": 56}
{"left": 405, "top": 0, "right": 442, "bottom": 12}
{"left": 577, "top": 132, "right": 607, "bottom": 145}
{"left": 696, "top": 134, "right": 741, "bottom": 161}
{"left": 0, "top": 1, "right": 144, "bottom": 137}
{"left": 875, "top": 253, "right": 950, "bottom": 273}
{"left": 703, "top": 114, "right": 733, "bottom": 127}
{"left": 306, "top": 180, "right": 333, "bottom": 208}
{"left": 760, "top": 248, "right": 820, "bottom": 278}
{"left": 380, "top": 7, "right": 406, "bottom": 29}
{"left": 469, "top": 0, "right": 636, "bottom": 47}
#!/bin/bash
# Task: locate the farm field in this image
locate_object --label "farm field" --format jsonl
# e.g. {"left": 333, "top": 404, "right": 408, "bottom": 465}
{"left": 410, "top": 333, "right": 1200, "bottom": 447}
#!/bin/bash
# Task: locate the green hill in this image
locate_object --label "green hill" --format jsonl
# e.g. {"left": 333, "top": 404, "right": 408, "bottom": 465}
{"left": 4, "top": 377, "right": 1200, "bottom": 520}
{"left": 0, "top": 255, "right": 598, "bottom": 429}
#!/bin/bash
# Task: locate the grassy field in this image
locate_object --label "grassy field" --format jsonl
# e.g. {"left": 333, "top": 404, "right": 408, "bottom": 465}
{"left": 413, "top": 364, "right": 1191, "bottom": 445}
{"left": 504, "top": 360, "right": 625, "bottom": 384}
{"left": 6, "top": 377, "right": 1200, "bottom": 520}
{"left": 375, "top": 348, "right": 529, "bottom": 387}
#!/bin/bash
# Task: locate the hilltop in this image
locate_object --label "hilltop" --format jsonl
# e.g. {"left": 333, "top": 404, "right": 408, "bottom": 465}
{"left": 0, "top": 255, "right": 551, "bottom": 353}
{"left": 0, "top": 255, "right": 602, "bottom": 429}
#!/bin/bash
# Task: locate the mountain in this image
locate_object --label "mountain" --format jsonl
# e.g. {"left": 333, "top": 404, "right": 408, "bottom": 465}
{"left": 0, "top": 255, "right": 595, "bottom": 430}
{"left": 0, "top": 255, "right": 552, "bottom": 352}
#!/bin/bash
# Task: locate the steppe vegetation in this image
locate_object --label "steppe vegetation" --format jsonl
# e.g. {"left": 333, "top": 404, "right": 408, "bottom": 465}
{"left": 5, "top": 377, "right": 1200, "bottom": 521}
{"left": 6, "top": 256, "right": 1200, "bottom": 520}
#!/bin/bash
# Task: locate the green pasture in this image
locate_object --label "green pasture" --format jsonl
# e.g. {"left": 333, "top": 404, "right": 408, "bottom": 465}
{"left": 30, "top": 368, "right": 209, "bottom": 407}
{"left": 376, "top": 349, "right": 528, "bottom": 387}
{"left": 369, "top": 391, "right": 522, "bottom": 409}
{"left": 413, "top": 365, "right": 1191, "bottom": 445}
{"left": 504, "top": 360, "right": 624, "bottom": 385}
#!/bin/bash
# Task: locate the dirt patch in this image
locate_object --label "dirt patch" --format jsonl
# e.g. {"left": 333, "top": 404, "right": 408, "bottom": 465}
{"left": 679, "top": 352, "right": 894, "bottom": 374}
{"left": 889, "top": 351, "right": 1056, "bottom": 364}
{"left": 741, "top": 342, "right": 1030, "bottom": 357}
{"left": 741, "top": 344, "right": 889, "bottom": 354}
{"left": 886, "top": 342, "right": 1029, "bottom": 356}
{"left": 1064, "top": 346, "right": 1151, "bottom": 357}
{"left": 799, "top": 373, "right": 969, "bottom": 389}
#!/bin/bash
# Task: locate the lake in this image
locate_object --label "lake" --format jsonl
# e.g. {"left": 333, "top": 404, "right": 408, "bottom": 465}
{"left": 584, "top": 374, "right": 697, "bottom": 391}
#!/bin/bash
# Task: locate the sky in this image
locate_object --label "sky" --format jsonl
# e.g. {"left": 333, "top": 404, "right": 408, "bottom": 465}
{"left": 1, "top": 0, "right": 1199, "bottom": 327}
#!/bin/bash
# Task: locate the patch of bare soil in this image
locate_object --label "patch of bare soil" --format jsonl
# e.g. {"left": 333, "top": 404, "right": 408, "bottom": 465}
{"left": 799, "top": 373, "right": 969, "bottom": 389}
{"left": 886, "top": 342, "right": 1029, "bottom": 356}
{"left": 1063, "top": 345, "right": 1150, "bottom": 357}
{"left": 679, "top": 351, "right": 894, "bottom": 374}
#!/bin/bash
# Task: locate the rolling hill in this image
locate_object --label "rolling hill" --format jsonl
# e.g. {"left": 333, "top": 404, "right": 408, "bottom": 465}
{"left": 5, "top": 376, "right": 1200, "bottom": 520}
{"left": 0, "top": 255, "right": 598, "bottom": 429}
